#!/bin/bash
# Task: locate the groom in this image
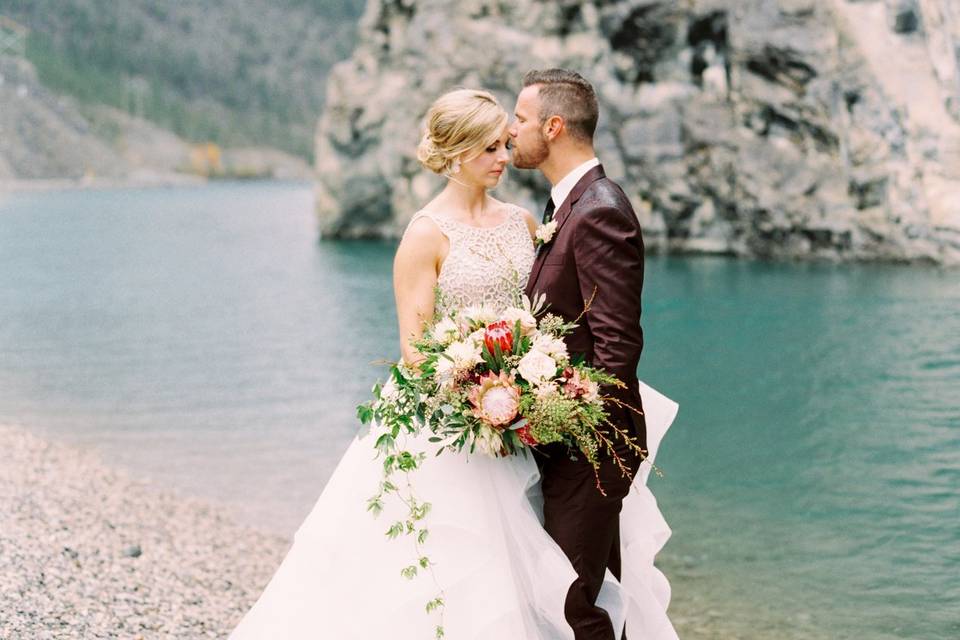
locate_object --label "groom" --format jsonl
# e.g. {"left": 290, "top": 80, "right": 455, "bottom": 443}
{"left": 510, "top": 69, "right": 647, "bottom": 640}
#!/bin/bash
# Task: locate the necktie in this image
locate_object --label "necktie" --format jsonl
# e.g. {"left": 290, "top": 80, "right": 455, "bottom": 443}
{"left": 542, "top": 197, "right": 556, "bottom": 225}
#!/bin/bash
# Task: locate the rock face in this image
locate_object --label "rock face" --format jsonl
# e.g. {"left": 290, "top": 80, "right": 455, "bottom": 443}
{"left": 314, "top": 0, "right": 960, "bottom": 264}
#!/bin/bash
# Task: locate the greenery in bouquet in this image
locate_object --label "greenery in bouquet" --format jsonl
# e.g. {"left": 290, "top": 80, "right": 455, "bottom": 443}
{"left": 362, "top": 292, "right": 645, "bottom": 476}
{"left": 415, "top": 294, "right": 646, "bottom": 473}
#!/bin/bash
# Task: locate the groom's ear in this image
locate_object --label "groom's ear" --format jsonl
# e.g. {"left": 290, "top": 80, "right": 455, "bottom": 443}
{"left": 543, "top": 115, "right": 564, "bottom": 142}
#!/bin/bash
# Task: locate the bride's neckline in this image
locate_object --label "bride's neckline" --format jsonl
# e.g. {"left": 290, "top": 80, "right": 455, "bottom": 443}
{"left": 420, "top": 207, "right": 515, "bottom": 231}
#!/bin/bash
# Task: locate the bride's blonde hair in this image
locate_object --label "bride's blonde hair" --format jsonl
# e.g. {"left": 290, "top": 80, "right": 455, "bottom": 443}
{"left": 416, "top": 89, "right": 508, "bottom": 176}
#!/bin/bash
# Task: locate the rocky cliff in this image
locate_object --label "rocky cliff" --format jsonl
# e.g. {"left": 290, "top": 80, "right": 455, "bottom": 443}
{"left": 314, "top": 0, "right": 960, "bottom": 264}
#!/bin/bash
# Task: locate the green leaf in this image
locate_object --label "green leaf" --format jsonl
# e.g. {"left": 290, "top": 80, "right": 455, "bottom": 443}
{"left": 418, "top": 529, "right": 429, "bottom": 544}
{"left": 397, "top": 451, "right": 419, "bottom": 471}
{"left": 374, "top": 433, "right": 395, "bottom": 453}
{"left": 492, "top": 340, "right": 505, "bottom": 370}
{"left": 508, "top": 418, "right": 528, "bottom": 430}
{"left": 401, "top": 565, "right": 418, "bottom": 579}
{"left": 419, "top": 556, "right": 430, "bottom": 568}
{"left": 356, "top": 404, "right": 374, "bottom": 424}
{"left": 382, "top": 455, "right": 396, "bottom": 474}
{"left": 481, "top": 349, "right": 495, "bottom": 371}
{"left": 386, "top": 522, "right": 404, "bottom": 539}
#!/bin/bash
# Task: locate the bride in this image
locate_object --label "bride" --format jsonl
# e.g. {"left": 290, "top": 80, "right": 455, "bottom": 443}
{"left": 229, "top": 89, "right": 678, "bottom": 639}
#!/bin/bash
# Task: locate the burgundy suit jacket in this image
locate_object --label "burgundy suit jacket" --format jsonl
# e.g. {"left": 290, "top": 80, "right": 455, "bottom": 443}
{"left": 525, "top": 165, "right": 647, "bottom": 454}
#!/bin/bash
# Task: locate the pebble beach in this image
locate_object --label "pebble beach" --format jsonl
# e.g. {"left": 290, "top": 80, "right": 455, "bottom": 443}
{"left": 0, "top": 423, "right": 766, "bottom": 640}
{"left": 0, "top": 424, "right": 287, "bottom": 639}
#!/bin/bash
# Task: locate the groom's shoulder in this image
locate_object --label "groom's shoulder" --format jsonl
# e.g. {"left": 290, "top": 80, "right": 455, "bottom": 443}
{"left": 578, "top": 176, "right": 636, "bottom": 219}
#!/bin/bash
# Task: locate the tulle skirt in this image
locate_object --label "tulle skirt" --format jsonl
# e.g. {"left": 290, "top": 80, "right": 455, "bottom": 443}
{"left": 229, "top": 381, "right": 679, "bottom": 639}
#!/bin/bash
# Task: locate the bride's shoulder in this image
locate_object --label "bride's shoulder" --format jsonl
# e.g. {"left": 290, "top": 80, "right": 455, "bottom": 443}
{"left": 491, "top": 198, "right": 537, "bottom": 236}
{"left": 409, "top": 194, "right": 457, "bottom": 228}
{"left": 397, "top": 211, "right": 447, "bottom": 264}
{"left": 401, "top": 206, "right": 446, "bottom": 239}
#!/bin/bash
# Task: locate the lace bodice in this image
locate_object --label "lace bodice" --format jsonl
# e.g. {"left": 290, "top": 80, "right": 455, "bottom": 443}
{"left": 410, "top": 207, "right": 535, "bottom": 312}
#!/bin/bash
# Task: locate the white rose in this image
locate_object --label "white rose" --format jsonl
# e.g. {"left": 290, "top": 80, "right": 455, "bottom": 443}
{"left": 500, "top": 307, "right": 537, "bottom": 336}
{"left": 444, "top": 339, "right": 482, "bottom": 370}
{"left": 432, "top": 317, "right": 460, "bottom": 346}
{"left": 436, "top": 356, "right": 456, "bottom": 386}
{"left": 517, "top": 349, "right": 558, "bottom": 386}
{"left": 467, "top": 328, "right": 486, "bottom": 346}
{"left": 535, "top": 219, "right": 558, "bottom": 244}
{"left": 533, "top": 334, "right": 568, "bottom": 361}
{"left": 462, "top": 304, "right": 498, "bottom": 326}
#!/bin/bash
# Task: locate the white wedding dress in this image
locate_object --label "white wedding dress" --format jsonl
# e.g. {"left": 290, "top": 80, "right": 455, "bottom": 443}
{"left": 229, "top": 208, "right": 679, "bottom": 639}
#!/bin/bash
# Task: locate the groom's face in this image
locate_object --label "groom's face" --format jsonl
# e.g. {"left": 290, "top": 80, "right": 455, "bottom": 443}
{"left": 509, "top": 85, "right": 550, "bottom": 170}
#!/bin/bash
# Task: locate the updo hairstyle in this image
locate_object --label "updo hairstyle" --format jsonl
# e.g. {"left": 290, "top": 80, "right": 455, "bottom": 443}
{"left": 416, "top": 89, "right": 508, "bottom": 175}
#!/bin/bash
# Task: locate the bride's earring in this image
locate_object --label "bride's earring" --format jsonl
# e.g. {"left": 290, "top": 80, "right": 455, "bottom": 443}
{"left": 450, "top": 159, "right": 461, "bottom": 175}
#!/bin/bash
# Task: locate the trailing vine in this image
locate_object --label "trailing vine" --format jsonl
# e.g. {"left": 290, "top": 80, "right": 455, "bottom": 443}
{"left": 359, "top": 366, "right": 447, "bottom": 638}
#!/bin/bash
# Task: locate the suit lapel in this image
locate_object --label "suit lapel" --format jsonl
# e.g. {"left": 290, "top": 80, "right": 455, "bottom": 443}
{"left": 526, "top": 165, "right": 606, "bottom": 296}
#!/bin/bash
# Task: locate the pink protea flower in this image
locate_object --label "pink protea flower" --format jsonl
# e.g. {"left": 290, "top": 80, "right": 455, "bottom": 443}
{"left": 468, "top": 371, "right": 521, "bottom": 427}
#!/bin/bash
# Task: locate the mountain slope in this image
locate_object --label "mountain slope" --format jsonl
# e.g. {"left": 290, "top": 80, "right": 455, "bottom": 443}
{"left": 1, "top": 0, "right": 366, "bottom": 160}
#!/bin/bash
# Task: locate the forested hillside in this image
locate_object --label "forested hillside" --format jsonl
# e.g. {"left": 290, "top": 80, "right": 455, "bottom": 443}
{"left": 1, "top": 0, "right": 366, "bottom": 160}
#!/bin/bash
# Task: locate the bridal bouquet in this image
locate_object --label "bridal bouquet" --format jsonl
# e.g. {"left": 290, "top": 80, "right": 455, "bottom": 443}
{"left": 358, "top": 293, "right": 645, "bottom": 484}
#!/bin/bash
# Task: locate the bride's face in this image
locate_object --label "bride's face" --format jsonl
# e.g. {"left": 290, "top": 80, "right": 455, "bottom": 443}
{"left": 457, "top": 127, "right": 511, "bottom": 188}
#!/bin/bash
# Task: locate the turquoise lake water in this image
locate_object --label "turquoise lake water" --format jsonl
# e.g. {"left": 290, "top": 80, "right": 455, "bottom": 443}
{"left": 0, "top": 182, "right": 957, "bottom": 639}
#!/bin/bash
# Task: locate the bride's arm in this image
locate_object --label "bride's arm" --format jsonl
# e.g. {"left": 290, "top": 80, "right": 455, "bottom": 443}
{"left": 393, "top": 218, "right": 445, "bottom": 366}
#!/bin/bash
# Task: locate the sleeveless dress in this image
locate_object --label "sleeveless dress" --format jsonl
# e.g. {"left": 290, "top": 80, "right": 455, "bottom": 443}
{"left": 228, "top": 207, "right": 679, "bottom": 640}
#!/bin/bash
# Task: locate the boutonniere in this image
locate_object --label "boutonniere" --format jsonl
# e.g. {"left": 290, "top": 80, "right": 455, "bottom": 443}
{"left": 535, "top": 219, "right": 558, "bottom": 247}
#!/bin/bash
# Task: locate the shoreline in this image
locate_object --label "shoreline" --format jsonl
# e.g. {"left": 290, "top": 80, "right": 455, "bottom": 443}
{"left": 0, "top": 423, "right": 288, "bottom": 639}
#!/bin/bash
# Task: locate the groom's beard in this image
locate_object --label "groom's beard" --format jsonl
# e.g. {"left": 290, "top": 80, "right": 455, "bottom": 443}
{"left": 512, "top": 133, "right": 549, "bottom": 169}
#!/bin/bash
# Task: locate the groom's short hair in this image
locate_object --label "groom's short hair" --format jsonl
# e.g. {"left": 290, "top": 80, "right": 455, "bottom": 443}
{"left": 522, "top": 69, "right": 599, "bottom": 144}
